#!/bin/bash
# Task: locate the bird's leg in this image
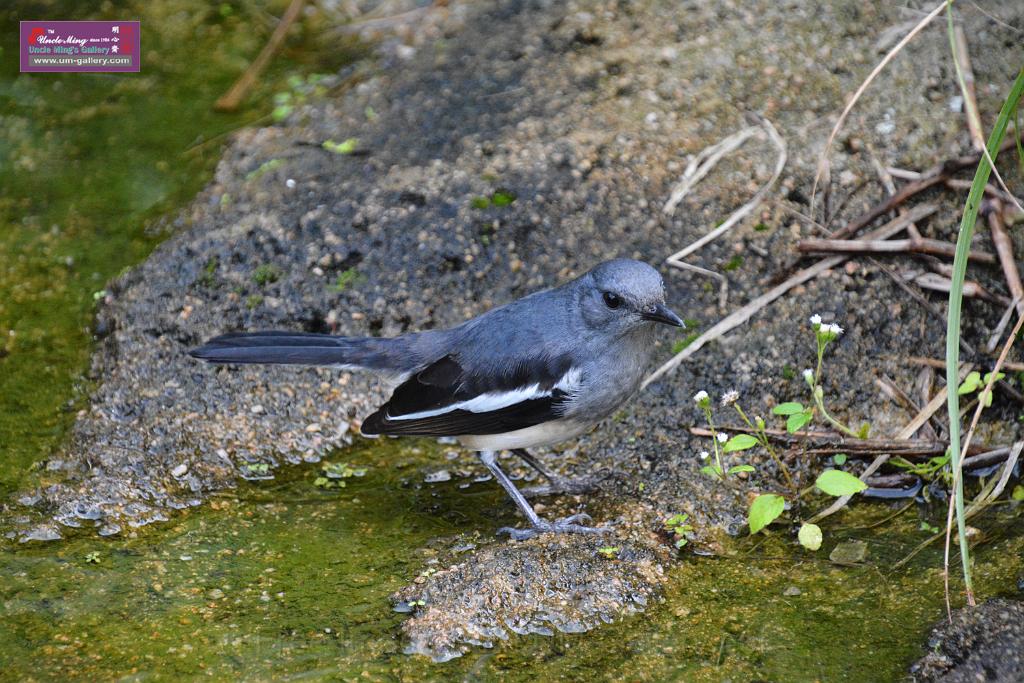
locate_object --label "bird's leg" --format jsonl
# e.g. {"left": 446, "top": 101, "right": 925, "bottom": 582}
{"left": 478, "top": 451, "right": 610, "bottom": 540}
{"left": 511, "top": 448, "right": 602, "bottom": 498}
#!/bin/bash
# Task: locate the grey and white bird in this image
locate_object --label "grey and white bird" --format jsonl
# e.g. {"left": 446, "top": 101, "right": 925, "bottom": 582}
{"left": 190, "top": 258, "right": 684, "bottom": 539}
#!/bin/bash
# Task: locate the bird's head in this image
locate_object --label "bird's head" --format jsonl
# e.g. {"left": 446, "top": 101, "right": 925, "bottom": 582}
{"left": 577, "top": 259, "right": 684, "bottom": 334}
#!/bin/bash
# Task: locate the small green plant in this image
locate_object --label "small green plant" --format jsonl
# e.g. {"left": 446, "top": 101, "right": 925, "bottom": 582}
{"left": 692, "top": 314, "right": 871, "bottom": 543}
{"left": 313, "top": 462, "right": 367, "bottom": 489}
{"left": 322, "top": 138, "right": 358, "bottom": 155}
{"left": 84, "top": 551, "right": 101, "bottom": 564}
{"left": 798, "top": 523, "right": 822, "bottom": 551}
{"left": 469, "top": 188, "right": 517, "bottom": 209}
{"left": 198, "top": 256, "right": 218, "bottom": 288}
{"left": 330, "top": 268, "right": 365, "bottom": 292}
{"left": 245, "top": 294, "right": 263, "bottom": 310}
{"left": 242, "top": 463, "right": 270, "bottom": 476}
{"left": 251, "top": 264, "right": 281, "bottom": 286}
{"left": 723, "top": 255, "right": 743, "bottom": 271}
{"left": 890, "top": 452, "right": 952, "bottom": 484}
{"left": 245, "top": 158, "right": 284, "bottom": 182}
{"left": 957, "top": 370, "right": 1004, "bottom": 407}
{"left": 597, "top": 546, "right": 621, "bottom": 558}
{"left": 272, "top": 73, "right": 330, "bottom": 122}
{"left": 663, "top": 513, "right": 694, "bottom": 548}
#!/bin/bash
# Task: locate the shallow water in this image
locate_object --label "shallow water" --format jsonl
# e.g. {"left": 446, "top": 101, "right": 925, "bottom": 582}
{"left": 3, "top": 1, "right": 1024, "bottom": 680}
{"left": 3, "top": 439, "right": 1024, "bottom": 680}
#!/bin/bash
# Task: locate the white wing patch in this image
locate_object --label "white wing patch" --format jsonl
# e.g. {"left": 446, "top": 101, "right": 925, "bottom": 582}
{"left": 387, "top": 367, "right": 582, "bottom": 421}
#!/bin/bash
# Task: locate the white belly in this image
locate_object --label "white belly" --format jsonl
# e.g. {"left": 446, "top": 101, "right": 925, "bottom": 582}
{"left": 457, "top": 419, "right": 592, "bottom": 451}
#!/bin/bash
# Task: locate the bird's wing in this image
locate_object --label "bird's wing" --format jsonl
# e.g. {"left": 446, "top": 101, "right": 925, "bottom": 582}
{"left": 359, "top": 353, "right": 580, "bottom": 437}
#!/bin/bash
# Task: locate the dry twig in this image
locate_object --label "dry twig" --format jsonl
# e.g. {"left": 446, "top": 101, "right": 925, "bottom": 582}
{"left": 215, "top": 0, "right": 307, "bottom": 112}
{"left": 643, "top": 204, "right": 937, "bottom": 388}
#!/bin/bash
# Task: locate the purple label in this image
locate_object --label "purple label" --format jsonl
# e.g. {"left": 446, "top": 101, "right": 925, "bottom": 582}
{"left": 20, "top": 21, "right": 140, "bottom": 73}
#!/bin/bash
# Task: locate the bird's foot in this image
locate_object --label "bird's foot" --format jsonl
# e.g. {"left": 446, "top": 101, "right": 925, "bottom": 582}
{"left": 498, "top": 513, "right": 612, "bottom": 541}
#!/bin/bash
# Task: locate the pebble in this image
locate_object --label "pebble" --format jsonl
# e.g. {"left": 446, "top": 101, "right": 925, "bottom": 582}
{"left": 783, "top": 586, "right": 801, "bottom": 596}
{"left": 171, "top": 463, "right": 188, "bottom": 478}
{"left": 425, "top": 470, "right": 452, "bottom": 483}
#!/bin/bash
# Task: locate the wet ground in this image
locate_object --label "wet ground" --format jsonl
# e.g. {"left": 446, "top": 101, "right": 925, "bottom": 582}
{"left": 4, "top": 436, "right": 1024, "bottom": 680}
{"left": 3, "top": 0, "right": 1024, "bottom": 679}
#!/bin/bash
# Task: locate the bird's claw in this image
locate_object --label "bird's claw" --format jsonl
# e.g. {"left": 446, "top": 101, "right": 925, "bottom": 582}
{"left": 498, "top": 513, "right": 612, "bottom": 541}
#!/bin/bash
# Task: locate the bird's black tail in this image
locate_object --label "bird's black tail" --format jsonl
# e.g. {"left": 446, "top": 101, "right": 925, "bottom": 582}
{"left": 189, "top": 331, "right": 407, "bottom": 371}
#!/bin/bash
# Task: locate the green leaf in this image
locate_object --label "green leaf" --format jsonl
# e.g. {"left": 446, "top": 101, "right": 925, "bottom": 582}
{"left": 833, "top": 453, "right": 847, "bottom": 466}
{"left": 798, "top": 523, "right": 822, "bottom": 551}
{"left": 857, "top": 422, "right": 871, "bottom": 439}
{"left": 748, "top": 493, "right": 785, "bottom": 534}
{"left": 786, "top": 410, "right": 813, "bottom": 433}
{"left": 1012, "top": 484, "right": 1024, "bottom": 501}
{"left": 772, "top": 402, "right": 805, "bottom": 416}
{"left": 700, "top": 464, "right": 722, "bottom": 480}
{"left": 958, "top": 371, "right": 981, "bottom": 394}
{"left": 815, "top": 469, "right": 867, "bottom": 496}
{"left": 728, "top": 465, "right": 756, "bottom": 474}
{"left": 723, "top": 434, "right": 758, "bottom": 453}
{"left": 491, "top": 189, "right": 517, "bottom": 206}
{"left": 322, "top": 138, "right": 357, "bottom": 155}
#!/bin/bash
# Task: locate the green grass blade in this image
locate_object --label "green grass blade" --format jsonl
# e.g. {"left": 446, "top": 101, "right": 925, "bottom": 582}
{"left": 945, "top": 66, "right": 1024, "bottom": 600}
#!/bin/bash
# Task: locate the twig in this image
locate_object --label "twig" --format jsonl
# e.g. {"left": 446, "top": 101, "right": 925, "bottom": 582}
{"left": 215, "top": 0, "right": 307, "bottom": 112}
{"left": 952, "top": 23, "right": 985, "bottom": 151}
{"left": 896, "top": 440, "right": 1022, "bottom": 574}
{"left": 798, "top": 236, "right": 995, "bottom": 264}
{"left": 986, "top": 297, "right": 1021, "bottom": 353}
{"left": 689, "top": 426, "right": 993, "bottom": 459}
{"left": 643, "top": 204, "right": 938, "bottom": 388}
{"left": 830, "top": 134, "right": 1024, "bottom": 240}
{"left": 330, "top": 4, "right": 435, "bottom": 35}
{"left": 663, "top": 117, "right": 787, "bottom": 309}
{"left": 947, "top": 8, "right": 1024, "bottom": 213}
{"left": 905, "top": 355, "right": 1024, "bottom": 373}
{"left": 811, "top": 0, "right": 947, "bottom": 214}
{"left": 904, "top": 271, "right": 1011, "bottom": 306}
{"left": 986, "top": 201, "right": 1024, "bottom": 315}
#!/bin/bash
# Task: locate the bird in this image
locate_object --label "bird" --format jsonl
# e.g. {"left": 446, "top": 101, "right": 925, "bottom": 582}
{"left": 189, "top": 258, "right": 684, "bottom": 539}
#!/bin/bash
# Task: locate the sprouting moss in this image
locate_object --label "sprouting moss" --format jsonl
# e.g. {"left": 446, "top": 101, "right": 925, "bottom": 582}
{"left": 724, "top": 254, "right": 744, "bottom": 271}
{"left": 245, "top": 158, "right": 284, "bottom": 181}
{"left": 251, "top": 264, "right": 281, "bottom": 286}
{"left": 322, "top": 138, "right": 358, "bottom": 155}
{"left": 197, "top": 256, "right": 218, "bottom": 288}
{"left": 245, "top": 294, "right": 263, "bottom": 309}
{"left": 330, "top": 268, "right": 366, "bottom": 292}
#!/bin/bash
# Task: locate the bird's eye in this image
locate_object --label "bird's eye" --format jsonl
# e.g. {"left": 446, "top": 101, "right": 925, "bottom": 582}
{"left": 603, "top": 291, "right": 622, "bottom": 309}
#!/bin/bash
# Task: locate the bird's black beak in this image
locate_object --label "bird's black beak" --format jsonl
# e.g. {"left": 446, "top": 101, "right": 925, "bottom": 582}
{"left": 642, "top": 303, "right": 685, "bottom": 327}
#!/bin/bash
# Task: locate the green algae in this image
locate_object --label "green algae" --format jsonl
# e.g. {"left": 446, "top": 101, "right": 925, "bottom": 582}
{"left": 3, "top": 435, "right": 1024, "bottom": 680}
{"left": 0, "top": 0, "right": 358, "bottom": 497}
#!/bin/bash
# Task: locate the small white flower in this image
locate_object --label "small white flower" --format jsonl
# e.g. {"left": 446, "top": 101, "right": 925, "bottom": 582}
{"left": 693, "top": 390, "right": 709, "bottom": 404}
{"left": 802, "top": 368, "right": 814, "bottom": 383}
{"left": 720, "top": 390, "right": 739, "bottom": 406}
{"left": 827, "top": 323, "right": 844, "bottom": 336}
{"left": 698, "top": 450, "right": 710, "bottom": 460}
{"left": 809, "top": 314, "right": 822, "bottom": 326}
{"left": 716, "top": 432, "right": 728, "bottom": 444}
